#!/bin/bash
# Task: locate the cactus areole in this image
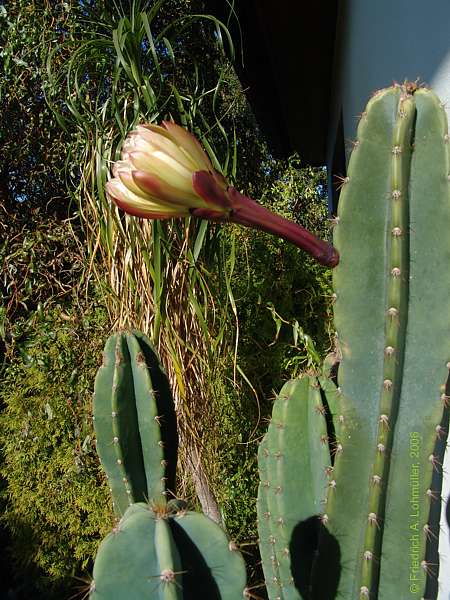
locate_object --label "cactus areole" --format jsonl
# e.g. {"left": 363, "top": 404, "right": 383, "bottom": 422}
{"left": 258, "top": 84, "right": 450, "bottom": 599}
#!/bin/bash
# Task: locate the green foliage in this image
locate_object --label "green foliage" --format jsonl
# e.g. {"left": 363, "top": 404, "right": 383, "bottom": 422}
{"left": 224, "top": 158, "right": 332, "bottom": 394}
{"left": 0, "top": 0, "right": 70, "bottom": 212}
{"left": 0, "top": 208, "right": 84, "bottom": 358}
{"left": 0, "top": 302, "right": 111, "bottom": 596}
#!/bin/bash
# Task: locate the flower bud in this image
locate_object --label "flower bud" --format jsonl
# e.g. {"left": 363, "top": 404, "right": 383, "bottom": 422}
{"left": 106, "top": 121, "right": 230, "bottom": 218}
{"left": 106, "top": 121, "right": 339, "bottom": 267}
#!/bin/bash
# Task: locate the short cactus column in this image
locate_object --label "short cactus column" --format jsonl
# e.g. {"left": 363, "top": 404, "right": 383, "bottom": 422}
{"left": 93, "top": 331, "right": 178, "bottom": 515}
{"left": 90, "top": 502, "right": 247, "bottom": 600}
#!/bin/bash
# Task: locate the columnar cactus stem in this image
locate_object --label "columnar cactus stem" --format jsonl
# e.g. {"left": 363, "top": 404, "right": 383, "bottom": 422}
{"left": 93, "top": 331, "right": 178, "bottom": 515}
{"left": 258, "top": 84, "right": 450, "bottom": 600}
{"left": 257, "top": 378, "right": 330, "bottom": 599}
{"left": 325, "top": 85, "right": 450, "bottom": 599}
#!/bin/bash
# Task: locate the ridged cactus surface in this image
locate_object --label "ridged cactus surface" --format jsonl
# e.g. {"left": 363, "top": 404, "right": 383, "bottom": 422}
{"left": 257, "top": 377, "right": 330, "bottom": 600}
{"left": 93, "top": 330, "right": 178, "bottom": 516}
{"left": 258, "top": 85, "right": 450, "bottom": 600}
{"left": 329, "top": 85, "right": 450, "bottom": 599}
{"left": 90, "top": 502, "right": 247, "bottom": 600}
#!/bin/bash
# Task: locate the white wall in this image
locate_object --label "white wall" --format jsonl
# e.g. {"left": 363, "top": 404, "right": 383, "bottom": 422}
{"left": 329, "top": 0, "right": 450, "bottom": 157}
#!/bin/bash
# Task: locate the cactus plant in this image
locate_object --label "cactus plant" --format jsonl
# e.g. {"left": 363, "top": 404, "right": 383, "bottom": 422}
{"left": 257, "top": 377, "right": 333, "bottom": 600}
{"left": 258, "top": 84, "right": 450, "bottom": 599}
{"left": 93, "top": 330, "right": 178, "bottom": 516}
{"left": 91, "top": 331, "right": 247, "bottom": 599}
{"left": 90, "top": 501, "right": 247, "bottom": 600}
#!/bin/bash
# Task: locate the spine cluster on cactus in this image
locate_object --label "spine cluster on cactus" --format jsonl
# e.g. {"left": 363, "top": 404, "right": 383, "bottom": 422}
{"left": 257, "top": 84, "right": 450, "bottom": 600}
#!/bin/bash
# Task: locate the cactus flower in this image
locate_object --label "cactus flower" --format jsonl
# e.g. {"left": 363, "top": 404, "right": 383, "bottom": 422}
{"left": 106, "top": 121, "right": 230, "bottom": 219}
{"left": 106, "top": 121, "right": 339, "bottom": 267}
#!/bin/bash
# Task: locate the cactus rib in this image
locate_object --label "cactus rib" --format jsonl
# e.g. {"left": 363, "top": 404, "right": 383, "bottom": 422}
{"left": 93, "top": 331, "right": 178, "bottom": 516}
{"left": 257, "top": 377, "right": 330, "bottom": 599}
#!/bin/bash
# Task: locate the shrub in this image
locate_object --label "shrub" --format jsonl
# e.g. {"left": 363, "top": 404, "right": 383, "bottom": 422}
{"left": 0, "top": 304, "right": 111, "bottom": 598}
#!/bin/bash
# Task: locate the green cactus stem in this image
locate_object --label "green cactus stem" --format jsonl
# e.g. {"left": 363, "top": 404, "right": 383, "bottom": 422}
{"left": 257, "top": 377, "right": 330, "bottom": 599}
{"left": 93, "top": 331, "right": 178, "bottom": 516}
{"left": 258, "top": 84, "right": 450, "bottom": 600}
{"left": 323, "top": 85, "right": 450, "bottom": 599}
{"left": 90, "top": 503, "right": 247, "bottom": 600}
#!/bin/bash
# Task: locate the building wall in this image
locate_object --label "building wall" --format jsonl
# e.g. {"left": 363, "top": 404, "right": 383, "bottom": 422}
{"left": 329, "top": 0, "right": 450, "bottom": 163}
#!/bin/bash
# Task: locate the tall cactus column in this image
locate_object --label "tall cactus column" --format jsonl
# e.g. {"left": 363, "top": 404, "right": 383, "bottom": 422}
{"left": 326, "top": 85, "right": 450, "bottom": 599}
{"left": 257, "top": 85, "right": 450, "bottom": 600}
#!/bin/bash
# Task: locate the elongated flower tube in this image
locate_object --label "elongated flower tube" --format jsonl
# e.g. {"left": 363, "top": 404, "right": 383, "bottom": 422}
{"left": 106, "top": 121, "right": 339, "bottom": 267}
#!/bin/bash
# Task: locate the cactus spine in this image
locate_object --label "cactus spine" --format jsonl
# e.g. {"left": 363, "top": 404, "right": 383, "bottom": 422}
{"left": 258, "top": 84, "right": 450, "bottom": 599}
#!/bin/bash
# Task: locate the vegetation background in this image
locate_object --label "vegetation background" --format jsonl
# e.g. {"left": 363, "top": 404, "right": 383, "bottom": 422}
{"left": 0, "top": 0, "right": 333, "bottom": 597}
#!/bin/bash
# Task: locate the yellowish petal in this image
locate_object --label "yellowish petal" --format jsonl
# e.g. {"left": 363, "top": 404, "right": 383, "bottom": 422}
{"left": 136, "top": 125, "right": 198, "bottom": 171}
{"left": 132, "top": 171, "right": 208, "bottom": 209}
{"left": 162, "top": 121, "right": 213, "bottom": 171}
{"left": 106, "top": 179, "right": 185, "bottom": 214}
{"left": 116, "top": 170, "right": 148, "bottom": 197}
{"left": 106, "top": 179, "right": 145, "bottom": 204}
{"left": 128, "top": 151, "right": 193, "bottom": 192}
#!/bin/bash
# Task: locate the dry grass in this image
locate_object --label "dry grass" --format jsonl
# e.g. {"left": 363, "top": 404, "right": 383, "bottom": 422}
{"left": 45, "top": 1, "right": 240, "bottom": 513}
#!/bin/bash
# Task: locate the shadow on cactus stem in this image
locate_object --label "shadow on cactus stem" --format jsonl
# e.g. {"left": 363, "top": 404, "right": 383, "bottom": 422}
{"left": 290, "top": 516, "right": 341, "bottom": 600}
{"left": 169, "top": 520, "right": 221, "bottom": 600}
